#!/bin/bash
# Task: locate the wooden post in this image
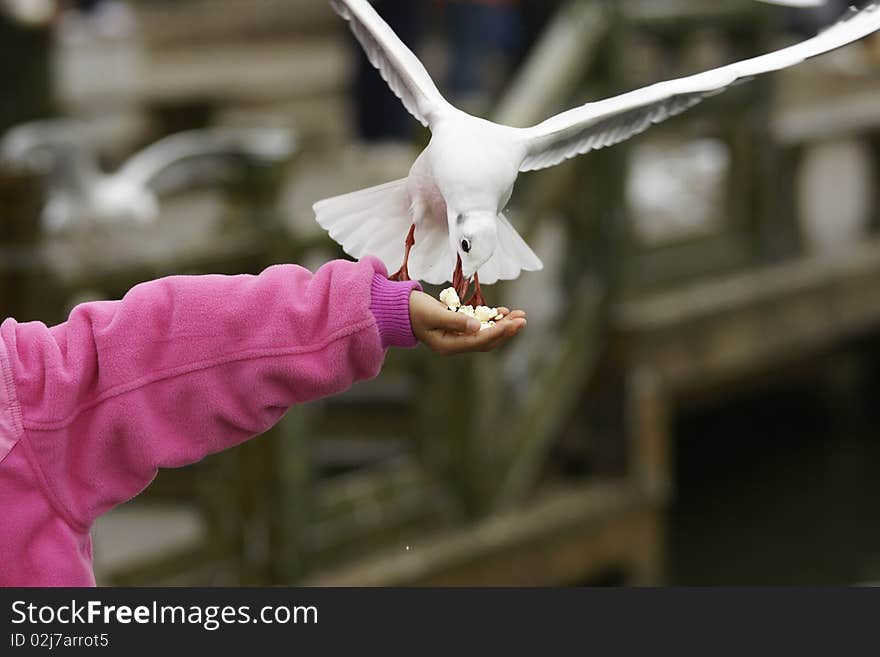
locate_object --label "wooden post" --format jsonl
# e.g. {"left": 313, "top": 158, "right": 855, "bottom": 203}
{"left": 626, "top": 365, "right": 672, "bottom": 504}
{"left": 0, "top": 15, "right": 53, "bottom": 134}
{"left": 625, "top": 366, "right": 671, "bottom": 585}
{"left": 0, "top": 169, "right": 54, "bottom": 322}
{"left": 270, "top": 407, "right": 312, "bottom": 584}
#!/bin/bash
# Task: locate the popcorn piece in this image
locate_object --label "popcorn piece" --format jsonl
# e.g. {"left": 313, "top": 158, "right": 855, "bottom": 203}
{"left": 474, "top": 306, "right": 498, "bottom": 322}
{"left": 439, "top": 287, "right": 461, "bottom": 309}
{"left": 436, "top": 290, "right": 506, "bottom": 329}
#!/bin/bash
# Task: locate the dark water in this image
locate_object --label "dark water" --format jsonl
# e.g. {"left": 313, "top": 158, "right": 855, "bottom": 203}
{"left": 670, "top": 356, "right": 880, "bottom": 585}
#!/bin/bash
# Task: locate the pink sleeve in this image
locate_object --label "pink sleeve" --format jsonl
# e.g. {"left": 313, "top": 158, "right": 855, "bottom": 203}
{"left": 0, "top": 257, "right": 418, "bottom": 530}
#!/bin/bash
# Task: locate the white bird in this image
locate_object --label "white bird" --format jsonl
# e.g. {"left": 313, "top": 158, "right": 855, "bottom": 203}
{"left": 1, "top": 122, "right": 296, "bottom": 232}
{"left": 316, "top": 0, "right": 880, "bottom": 306}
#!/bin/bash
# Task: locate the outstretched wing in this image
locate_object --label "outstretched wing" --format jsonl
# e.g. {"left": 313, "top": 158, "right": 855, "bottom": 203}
{"left": 331, "top": 0, "right": 453, "bottom": 127}
{"left": 518, "top": 4, "right": 880, "bottom": 172}
{"left": 116, "top": 128, "right": 296, "bottom": 193}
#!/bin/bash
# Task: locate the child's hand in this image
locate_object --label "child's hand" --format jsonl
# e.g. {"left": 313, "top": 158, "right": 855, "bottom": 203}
{"left": 409, "top": 291, "right": 527, "bottom": 354}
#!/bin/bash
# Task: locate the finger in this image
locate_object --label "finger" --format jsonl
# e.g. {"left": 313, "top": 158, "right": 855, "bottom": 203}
{"left": 494, "top": 308, "right": 526, "bottom": 321}
{"left": 477, "top": 331, "right": 513, "bottom": 353}
{"left": 476, "top": 317, "right": 526, "bottom": 342}
{"left": 430, "top": 307, "right": 481, "bottom": 334}
{"left": 482, "top": 319, "right": 528, "bottom": 351}
{"left": 498, "top": 317, "right": 527, "bottom": 339}
{"left": 475, "top": 323, "right": 522, "bottom": 352}
{"left": 437, "top": 316, "right": 526, "bottom": 353}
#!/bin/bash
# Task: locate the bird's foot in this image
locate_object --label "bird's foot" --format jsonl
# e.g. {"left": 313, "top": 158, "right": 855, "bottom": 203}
{"left": 390, "top": 224, "right": 417, "bottom": 282}
{"left": 464, "top": 273, "right": 486, "bottom": 308}
{"left": 455, "top": 278, "right": 471, "bottom": 303}
{"left": 452, "top": 255, "right": 470, "bottom": 300}
{"left": 464, "top": 289, "right": 487, "bottom": 308}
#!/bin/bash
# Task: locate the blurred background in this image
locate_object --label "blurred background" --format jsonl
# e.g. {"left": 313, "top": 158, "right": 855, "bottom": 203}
{"left": 2, "top": 0, "right": 879, "bottom": 586}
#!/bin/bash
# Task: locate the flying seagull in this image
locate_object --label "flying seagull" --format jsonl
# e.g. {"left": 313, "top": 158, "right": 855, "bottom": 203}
{"left": 316, "top": 0, "right": 880, "bottom": 306}
{"left": 1, "top": 122, "right": 296, "bottom": 231}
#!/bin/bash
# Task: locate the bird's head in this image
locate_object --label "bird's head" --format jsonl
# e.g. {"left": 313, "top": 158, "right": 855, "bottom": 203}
{"left": 450, "top": 210, "right": 498, "bottom": 279}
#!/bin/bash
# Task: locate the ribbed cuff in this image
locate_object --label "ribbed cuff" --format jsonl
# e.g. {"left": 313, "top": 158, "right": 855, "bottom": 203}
{"left": 370, "top": 273, "right": 422, "bottom": 350}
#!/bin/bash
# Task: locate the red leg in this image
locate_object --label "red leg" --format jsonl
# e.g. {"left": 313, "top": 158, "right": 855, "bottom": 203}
{"left": 465, "top": 272, "right": 487, "bottom": 308}
{"left": 453, "top": 255, "right": 470, "bottom": 301}
{"left": 389, "top": 224, "right": 416, "bottom": 282}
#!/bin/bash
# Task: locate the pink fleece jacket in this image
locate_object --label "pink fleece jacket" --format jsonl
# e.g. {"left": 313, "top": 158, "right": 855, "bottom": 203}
{"left": 0, "top": 257, "right": 421, "bottom": 586}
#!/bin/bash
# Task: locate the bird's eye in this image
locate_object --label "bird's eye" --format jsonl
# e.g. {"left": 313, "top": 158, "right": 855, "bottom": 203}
{"left": 461, "top": 239, "right": 471, "bottom": 254}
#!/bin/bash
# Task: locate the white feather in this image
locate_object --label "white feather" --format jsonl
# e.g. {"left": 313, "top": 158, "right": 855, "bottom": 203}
{"left": 330, "top": 0, "right": 453, "bottom": 127}
{"left": 477, "top": 214, "right": 544, "bottom": 285}
{"left": 519, "top": 4, "right": 880, "bottom": 171}
{"left": 314, "top": 178, "right": 414, "bottom": 274}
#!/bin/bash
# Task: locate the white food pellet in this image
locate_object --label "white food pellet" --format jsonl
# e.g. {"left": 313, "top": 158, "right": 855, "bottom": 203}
{"left": 475, "top": 306, "right": 499, "bottom": 322}
{"left": 438, "top": 290, "right": 507, "bottom": 330}
{"left": 439, "top": 288, "right": 461, "bottom": 309}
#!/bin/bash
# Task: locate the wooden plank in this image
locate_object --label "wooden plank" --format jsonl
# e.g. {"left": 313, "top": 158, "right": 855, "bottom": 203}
{"left": 773, "top": 68, "right": 880, "bottom": 144}
{"left": 142, "top": 39, "right": 351, "bottom": 105}
{"left": 304, "top": 482, "right": 663, "bottom": 586}
{"left": 615, "top": 239, "right": 880, "bottom": 332}
{"left": 135, "top": 0, "right": 337, "bottom": 47}
{"left": 614, "top": 239, "right": 880, "bottom": 394}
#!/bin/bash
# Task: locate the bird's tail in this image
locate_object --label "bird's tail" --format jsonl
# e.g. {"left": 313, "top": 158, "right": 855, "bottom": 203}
{"left": 314, "top": 178, "right": 413, "bottom": 275}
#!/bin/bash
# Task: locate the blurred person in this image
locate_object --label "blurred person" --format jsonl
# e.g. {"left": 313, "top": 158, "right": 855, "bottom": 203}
{"left": 58, "top": 0, "right": 138, "bottom": 39}
{"left": 71, "top": 0, "right": 101, "bottom": 10}
{"left": 517, "top": 0, "right": 563, "bottom": 62}
{"left": 444, "top": 0, "right": 561, "bottom": 112}
{"left": 0, "top": 258, "right": 527, "bottom": 585}
{"left": 446, "top": 0, "right": 525, "bottom": 112}
{"left": 350, "top": 0, "right": 560, "bottom": 139}
{"left": 353, "top": 0, "right": 427, "bottom": 142}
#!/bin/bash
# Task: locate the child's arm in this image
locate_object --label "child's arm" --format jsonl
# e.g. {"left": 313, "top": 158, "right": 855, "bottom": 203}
{"left": 0, "top": 257, "right": 522, "bottom": 531}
